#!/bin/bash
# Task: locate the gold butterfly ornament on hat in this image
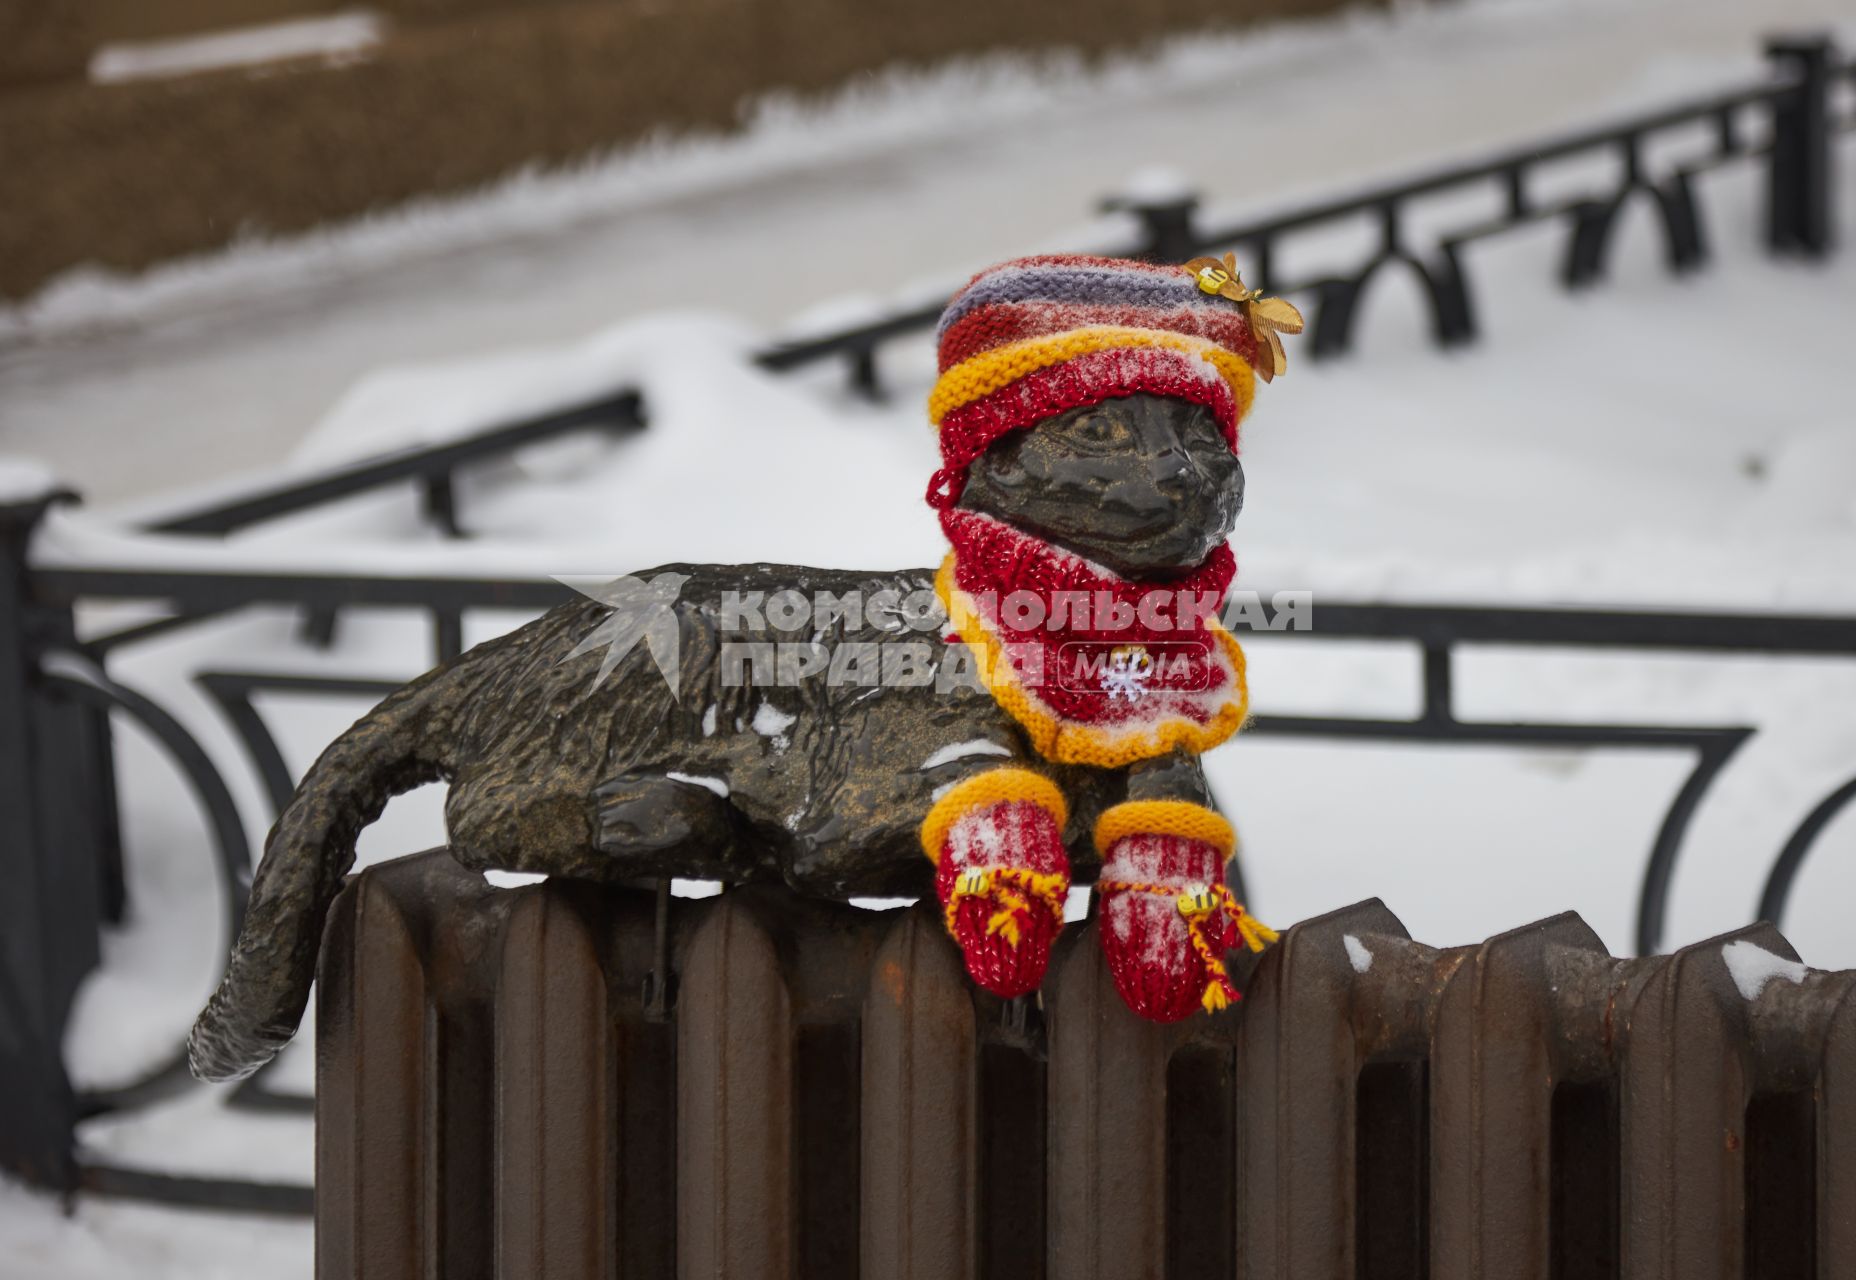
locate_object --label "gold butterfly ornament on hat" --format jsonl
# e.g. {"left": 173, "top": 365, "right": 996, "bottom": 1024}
{"left": 1184, "top": 253, "right": 1304, "bottom": 383}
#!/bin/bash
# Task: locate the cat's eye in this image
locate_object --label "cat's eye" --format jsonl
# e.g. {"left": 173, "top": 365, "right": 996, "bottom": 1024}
{"left": 1070, "top": 412, "right": 1129, "bottom": 449}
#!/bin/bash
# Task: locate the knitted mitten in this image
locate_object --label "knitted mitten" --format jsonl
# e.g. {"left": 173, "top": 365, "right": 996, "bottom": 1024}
{"left": 1094, "top": 801, "right": 1276, "bottom": 1022}
{"left": 920, "top": 768, "right": 1071, "bottom": 998}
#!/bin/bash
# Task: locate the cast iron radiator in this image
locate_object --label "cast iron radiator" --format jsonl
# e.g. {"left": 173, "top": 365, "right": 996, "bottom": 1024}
{"left": 313, "top": 850, "right": 1854, "bottom": 1279}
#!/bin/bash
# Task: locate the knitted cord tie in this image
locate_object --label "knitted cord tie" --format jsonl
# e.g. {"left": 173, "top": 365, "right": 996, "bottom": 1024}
{"left": 945, "top": 867, "right": 1068, "bottom": 948}
{"left": 1094, "top": 879, "right": 1279, "bottom": 1012}
{"left": 925, "top": 466, "right": 966, "bottom": 509}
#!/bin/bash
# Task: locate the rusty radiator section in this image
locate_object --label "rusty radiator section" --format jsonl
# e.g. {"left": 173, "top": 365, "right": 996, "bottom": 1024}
{"left": 315, "top": 850, "right": 1856, "bottom": 1279}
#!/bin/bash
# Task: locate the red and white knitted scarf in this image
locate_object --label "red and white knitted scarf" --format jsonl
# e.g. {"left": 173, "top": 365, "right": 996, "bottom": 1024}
{"left": 935, "top": 508, "right": 1248, "bottom": 768}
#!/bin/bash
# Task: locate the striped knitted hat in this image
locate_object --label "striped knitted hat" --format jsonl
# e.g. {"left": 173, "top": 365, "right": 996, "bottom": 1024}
{"left": 925, "top": 254, "right": 1266, "bottom": 509}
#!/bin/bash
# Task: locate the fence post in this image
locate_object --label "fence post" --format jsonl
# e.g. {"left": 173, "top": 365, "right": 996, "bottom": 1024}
{"left": 1102, "top": 183, "right": 1203, "bottom": 264}
{"left": 0, "top": 477, "right": 85, "bottom": 1192}
{"left": 1765, "top": 35, "right": 1837, "bottom": 257}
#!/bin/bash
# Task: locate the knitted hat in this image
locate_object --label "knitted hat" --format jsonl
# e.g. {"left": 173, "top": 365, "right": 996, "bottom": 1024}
{"left": 925, "top": 253, "right": 1274, "bottom": 509}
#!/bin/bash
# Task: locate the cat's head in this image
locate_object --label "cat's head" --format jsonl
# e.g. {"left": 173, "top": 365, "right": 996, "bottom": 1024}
{"left": 928, "top": 254, "right": 1291, "bottom": 579}
{"left": 956, "top": 391, "right": 1243, "bottom": 579}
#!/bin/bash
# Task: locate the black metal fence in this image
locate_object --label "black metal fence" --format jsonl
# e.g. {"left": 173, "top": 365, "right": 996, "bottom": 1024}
{"left": 0, "top": 30, "right": 1851, "bottom": 1213}
{"left": 758, "top": 36, "right": 1849, "bottom": 397}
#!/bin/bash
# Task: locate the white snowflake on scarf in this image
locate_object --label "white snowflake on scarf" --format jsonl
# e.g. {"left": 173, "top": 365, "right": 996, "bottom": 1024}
{"left": 1101, "top": 646, "right": 1155, "bottom": 703}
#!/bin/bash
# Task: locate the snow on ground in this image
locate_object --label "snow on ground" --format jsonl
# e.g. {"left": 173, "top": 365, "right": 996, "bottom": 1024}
{"left": 0, "top": 1179, "right": 313, "bottom": 1280}
{"left": 5, "top": 0, "right": 1856, "bottom": 1273}
{"left": 87, "top": 10, "right": 386, "bottom": 84}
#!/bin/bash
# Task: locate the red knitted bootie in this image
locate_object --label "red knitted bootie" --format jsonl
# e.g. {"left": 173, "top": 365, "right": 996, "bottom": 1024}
{"left": 920, "top": 768, "right": 1071, "bottom": 999}
{"left": 1094, "top": 801, "right": 1276, "bottom": 1022}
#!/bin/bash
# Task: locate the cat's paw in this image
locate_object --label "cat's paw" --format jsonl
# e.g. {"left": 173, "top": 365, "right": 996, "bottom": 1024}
{"left": 1093, "top": 802, "right": 1268, "bottom": 1022}
{"left": 921, "top": 768, "right": 1071, "bottom": 998}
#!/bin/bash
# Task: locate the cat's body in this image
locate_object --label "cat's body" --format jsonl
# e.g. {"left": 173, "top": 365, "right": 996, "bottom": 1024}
{"left": 191, "top": 390, "right": 1244, "bottom": 1081}
{"left": 380, "top": 562, "right": 1211, "bottom": 897}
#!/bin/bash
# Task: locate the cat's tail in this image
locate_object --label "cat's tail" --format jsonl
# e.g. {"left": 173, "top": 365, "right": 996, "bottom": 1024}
{"left": 188, "top": 656, "right": 476, "bottom": 1084}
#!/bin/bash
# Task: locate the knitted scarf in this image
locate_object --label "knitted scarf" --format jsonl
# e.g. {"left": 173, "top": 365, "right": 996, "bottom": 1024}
{"left": 935, "top": 508, "right": 1248, "bottom": 769}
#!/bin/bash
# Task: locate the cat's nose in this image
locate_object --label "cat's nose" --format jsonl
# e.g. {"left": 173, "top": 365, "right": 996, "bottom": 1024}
{"left": 1147, "top": 448, "right": 1196, "bottom": 496}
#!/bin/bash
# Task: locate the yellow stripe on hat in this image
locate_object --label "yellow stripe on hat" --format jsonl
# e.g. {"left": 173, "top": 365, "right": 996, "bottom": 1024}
{"left": 927, "top": 325, "right": 1256, "bottom": 426}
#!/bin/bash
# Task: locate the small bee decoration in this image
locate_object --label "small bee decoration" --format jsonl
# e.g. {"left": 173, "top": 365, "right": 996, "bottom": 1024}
{"left": 1184, "top": 253, "right": 1305, "bottom": 382}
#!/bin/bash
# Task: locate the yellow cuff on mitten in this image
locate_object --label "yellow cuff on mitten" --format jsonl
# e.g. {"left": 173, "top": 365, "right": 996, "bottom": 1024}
{"left": 919, "top": 767, "right": 1068, "bottom": 864}
{"left": 1092, "top": 800, "right": 1235, "bottom": 862}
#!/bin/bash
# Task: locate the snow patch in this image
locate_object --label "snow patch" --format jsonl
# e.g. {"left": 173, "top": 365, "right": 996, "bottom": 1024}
{"left": 0, "top": 1166, "right": 314, "bottom": 1278}
{"left": 781, "top": 292, "right": 894, "bottom": 342}
{"left": 671, "top": 879, "right": 725, "bottom": 898}
{"left": 1343, "top": 934, "right": 1374, "bottom": 974}
{"left": 1100, "top": 835, "right": 1201, "bottom": 886}
{"left": 1721, "top": 940, "right": 1807, "bottom": 1001}
{"left": 1111, "top": 165, "right": 1197, "bottom": 205}
{"left": 1099, "top": 840, "right": 1220, "bottom": 964}
{"left": 1105, "top": 893, "right": 1137, "bottom": 942}
{"left": 0, "top": 457, "right": 60, "bottom": 504}
{"left": 920, "top": 739, "right": 1015, "bottom": 770}
{"left": 666, "top": 771, "right": 730, "bottom": 798}
{"left": 89, "top": 10, "right": 385, "bottom": 84}
{"left": 700, "top": 705, "right": 718, "bottom": 737}
{"left": 946, "top": 808, "right": 1011, "bottom": 867}
{"left": 483, "top": 869, "right": 548, "bottom": 888}
{"left": 752, "top": 702, "right": 797, "bottom": 737}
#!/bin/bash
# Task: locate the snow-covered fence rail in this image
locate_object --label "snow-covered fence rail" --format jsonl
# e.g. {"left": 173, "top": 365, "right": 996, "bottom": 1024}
{"left": 141, "top": 389, "right": 643, "bottom": 543}
{"left": 105, "top": 380, "right": 641, "bottom": 593}
{"left": 309, "top": 848, "right": 1855, "bottom": 1279}
{"left": 758, "top": 34, "right": 1850, "bottom": 398}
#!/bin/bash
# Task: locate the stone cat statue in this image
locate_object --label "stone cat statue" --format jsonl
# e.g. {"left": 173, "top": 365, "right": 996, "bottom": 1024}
{"left": 190, "top": 253, "right": 1299, "bottom": 1083}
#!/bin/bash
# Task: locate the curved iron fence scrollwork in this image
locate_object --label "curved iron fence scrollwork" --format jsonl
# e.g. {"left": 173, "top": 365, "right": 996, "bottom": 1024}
{"left": 38, "top": 655, "right": 253, "bottom": 1120}
{"left": 1759, "top": 774, "right": 1856, "bottom": 930}
{"left": 0, "top": 29, "right": 1849, "bottom": 1217}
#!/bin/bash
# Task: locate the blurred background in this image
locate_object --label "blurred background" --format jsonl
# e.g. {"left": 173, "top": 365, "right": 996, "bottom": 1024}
{"left": 3, "top": 0, "right": 1855, "bottom": 1271}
